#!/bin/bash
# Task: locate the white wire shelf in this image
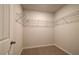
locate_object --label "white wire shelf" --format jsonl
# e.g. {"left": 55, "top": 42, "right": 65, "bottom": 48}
{"left": 16, "top": 10, "right": 79, "bottom": 27}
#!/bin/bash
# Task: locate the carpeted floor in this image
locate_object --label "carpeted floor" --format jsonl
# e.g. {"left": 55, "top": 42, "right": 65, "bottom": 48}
{"left": 21, "top": 46, "right": 68, "bottom": 55}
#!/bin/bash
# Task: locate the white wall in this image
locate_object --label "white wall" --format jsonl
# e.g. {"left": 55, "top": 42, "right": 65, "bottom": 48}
{"left": 23, "top": 11, "right": 54, "bottom": 48}
{"left": 10, "top": 5, "right": 23, "bottom": 54}
{"left": 54, "top": 5, "right": 79, "bottom": 54}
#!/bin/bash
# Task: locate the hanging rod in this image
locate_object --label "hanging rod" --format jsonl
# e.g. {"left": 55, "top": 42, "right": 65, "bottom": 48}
{"left": 23, "top": 24, "right": 54, "bottom": 28}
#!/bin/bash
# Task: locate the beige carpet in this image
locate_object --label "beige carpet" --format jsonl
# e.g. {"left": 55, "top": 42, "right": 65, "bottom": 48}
{"left": 21, "top": 46, "right": 68, "bottom": 55}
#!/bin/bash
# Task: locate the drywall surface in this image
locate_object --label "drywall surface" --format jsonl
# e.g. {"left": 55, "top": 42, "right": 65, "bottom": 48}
{"left": 10, "top": 5, "right": 23, "bottom": 54}
{"left": 54, "top": 5, "right": 79, "bottom": 54}
{"left": 23, "top": 11, "right": 54, "bottom": 48}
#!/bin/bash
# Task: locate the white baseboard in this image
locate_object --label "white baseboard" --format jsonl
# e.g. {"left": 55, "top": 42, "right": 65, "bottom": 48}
{"left": 22, "top": 44, "right": 72, "bottom": 55}
{"left": 19, "top": 48, "right": 23, "bottom": 55}
{"left": 54, "top": 44, "right": 72, "bottom": 55}
{"left": 23, "top": 44, "right": 54, "bottom": 49}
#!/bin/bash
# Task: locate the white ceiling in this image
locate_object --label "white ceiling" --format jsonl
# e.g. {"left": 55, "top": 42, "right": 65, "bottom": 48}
{"left": 22, "top": 4, "right": 65, "bottom": 13}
